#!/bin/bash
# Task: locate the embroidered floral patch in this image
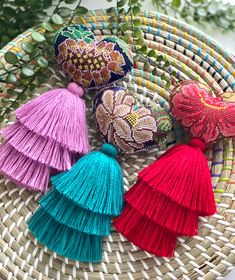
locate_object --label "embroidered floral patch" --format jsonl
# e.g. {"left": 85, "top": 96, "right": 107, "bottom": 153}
{"left": 94, "top": 88, "right": 158, "bottom": 153}
{"left": 54, "top": 25, "right": 132, "bottom": 89}
{"left": 171, "top": 80, "right": 235, "bottom": 143}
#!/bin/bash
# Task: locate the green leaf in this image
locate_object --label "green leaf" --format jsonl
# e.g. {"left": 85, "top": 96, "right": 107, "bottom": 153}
{"left": 0, "top": 115, "right": 4, "bottom": 122}
{"left": 157, "top": 55, "right": 164, "bottom": 62}
{"left": 163, "top": 54, "right": 167, "bottom": 62}
{"left": 192, "top": 0, "right": 203, "bottom": 3}
{"left": 152, "top": 68, "right": 158, "bottom": 75}
{"left": 11, "top": 101, "right": 19, "bottom": 109}
{"left": 43, "top": 0, "right": 53, "bottom": 9}
{"left": 21, "top": 66, "right": 35, "bottom": 77}
{"left": 26, "top": 0, "right": 40, "bottom": 6}
{"left": 29, "top": 83, "right": 37, "bottom": 91}
{"left": 208, "top": 4, "right": 218, "bottom": 15}
{"left": 107, "top": 7, "right": 116, "bottom": 13}
{"left": 51, "top": 14, "right": 64, "bottom": 25}
{"left": 3, "top": 7, "right": 16, "bottom": 17}
{"left": 166, "top": 81, "right": 171, "bottom": 88}
{"left": 22, "top": 42, "right": 34, "bottom": 53}
{"left": 31, "top": 31, "right": 46, "bottom": 42}
{"left": 58, "top": 7, "right": 71, "bottom": 18}
{"left": 4, "top": 51, "right": 19, "bottom": 64}
{"left": 218, "top": 17, "right": 230, "bottom": 29}
{"left": 117, "top": 0, "right": 127, "bottom": 7}
{"left": 172, "top": 0, "right": 181, "bottom": 9}
{"left": 134, "top": 29, "right": 142, "bottom": 38}
{"left": 37, "top": 56, "right": 48, "bottom": 68}
{"left": 75, "top": 6, "right": 89, "bottom": 15}
{"left": 144, "top": 61, "right": 150, "bottom": 69}
{"left": 197, "top": 8, "right": 207, "bottom": 17}
{"left": 65, "top": 0, "right": 77, "bottom": 3}
{"left": 7, "top": 88, "right": 15, "bottom": 95}
{"left": 135, "top": 38, "right": 145, "bottom": 46}
{"left": 133, "top": 19, "right": 141, "bottom": 26}
{"left": 1, "top": 97, "right": 10, "bottom": 103}
{"left": 121, "top": 23, "right": 129, "bottom": 31}
{"left": 29, "top": 51, "right": 37, "bottom": 60}
{"left": 38, "top": 74, "right": 48, "bottom": 83}
{"left": 109, "top": 16, "right": 117, "bottom": 22}
{"left": 148, "top": 50, "right": 156, "bottom": 57}
{"left": 121, "top": 34, "right": 130, "bottom": 43}
{"left": 42, "top": 22, "right": 54, "bottom": 32}
{"left": 140, "top": 45, "right": 147, "bottom": 54}
{"left": 132, "top": 6, "right": 140, "bottom": 15}
{"left": 6, "top": 74, "right": 17, "bottom": 84}
{"left": 164, "top": 60, "right": 170, "bottom": 67}
{"left": 19, "top": 93, "right": 27, "bottom": 100}
{"left": 134, "top": 54, "right": 140, "bottom": 60}
{"left": 0, "top": 61, "right": 5, "bottom": 69}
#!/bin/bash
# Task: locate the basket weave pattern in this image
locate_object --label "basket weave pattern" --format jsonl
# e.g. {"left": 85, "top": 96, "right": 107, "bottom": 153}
{"left": 0, "top": 10, "right": 235, "bottom": 280}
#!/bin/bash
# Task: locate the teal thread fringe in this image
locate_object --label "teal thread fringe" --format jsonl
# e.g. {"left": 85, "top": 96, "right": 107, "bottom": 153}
{"left": 28, "top": 144, "right": 123, "bottom": 262}
{"left": 51, "top": 148, "right": 124, "bottom": 216}
{"left": 28, "top": 208, "right": 102, "bottom": 262}
{"left": 40, "top": 189, "right": 111, "bottom": 236}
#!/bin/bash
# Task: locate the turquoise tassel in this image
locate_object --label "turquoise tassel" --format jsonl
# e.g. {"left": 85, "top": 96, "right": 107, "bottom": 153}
{"left": 51, "top": 144, "right": 123, "bottom": 215}
{"left": 28, "top": 208, "right": 102, "bottom": 262}
{"left": 27, "top": 143, "right": 124, "bottom": 262}
{"left": 40, "top": 189, "right": 111, "bottom": 235}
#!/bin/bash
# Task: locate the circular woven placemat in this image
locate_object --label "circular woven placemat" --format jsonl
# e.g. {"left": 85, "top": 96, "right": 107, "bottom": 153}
{"left": 0, "top": 10, "right": 235, "bottom": 280}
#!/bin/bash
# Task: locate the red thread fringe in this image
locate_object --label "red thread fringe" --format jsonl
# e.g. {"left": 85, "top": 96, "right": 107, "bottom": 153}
{"left": 114, "top": 138, "right": 216, "bottom": 257}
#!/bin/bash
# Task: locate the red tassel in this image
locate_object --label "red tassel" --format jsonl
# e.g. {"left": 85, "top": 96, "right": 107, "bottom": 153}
{"left": 114, "top": 137, "right": 216, "bottom": 257}
{"left": 114, "top": 204, "right": 178, "bottom": 257}
{"left": 138, "top": 138, "right": 216, "bottom": 216}
{"left": 125, "top": 180, "right": 199, "bottom": 236}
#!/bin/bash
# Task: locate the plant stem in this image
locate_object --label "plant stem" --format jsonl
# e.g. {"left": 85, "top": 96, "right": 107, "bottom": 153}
{"left": 67, "top": 0, "right": 82, "bottom": 25}
{"left": 50, "top": 0, "right": 63, "bottom": 16}
{"left": 1, "top": 69, "right": 40, "bottom": 117}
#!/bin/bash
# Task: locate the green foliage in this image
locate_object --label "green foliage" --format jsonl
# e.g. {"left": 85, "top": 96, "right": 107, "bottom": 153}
{"left": 0, "top": 0, "right": 88, "bottom": 120}
{"left": 107, "top": 0, "right": 175, "bottom": 88}
{"left": 0, "top": 0, "right": 88, "bottom": 47}
{"left": 4, "top": 52, "right": 19, "bottom": 64}
{"left": 152, "top": 0, "right": 235, "bottom": 30}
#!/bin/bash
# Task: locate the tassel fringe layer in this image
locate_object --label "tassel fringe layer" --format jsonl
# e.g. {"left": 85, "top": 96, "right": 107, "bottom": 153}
{"left": 28, "top": 208, "right": 102, "bottom": 262}
{"left": 114, "top": 139, "right": 216, "bottom": 257}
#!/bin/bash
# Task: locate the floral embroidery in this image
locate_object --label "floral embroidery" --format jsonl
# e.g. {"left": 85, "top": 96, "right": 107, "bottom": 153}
{"left": 94, "top": 88, "right": 158, "bottom": 153}
{"left": 54, "top": 25, "right": 95, "bottom": 47}
{"left": 54, "top": 25, "right": 133, "bottom": 89}
{"left": 171, "top": 81, "right": 235, "bottom": 143}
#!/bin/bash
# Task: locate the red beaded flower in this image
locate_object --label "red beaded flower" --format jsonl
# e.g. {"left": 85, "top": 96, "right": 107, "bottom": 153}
{"left": 171, "top": 81, "right": 235, "bottom": 143}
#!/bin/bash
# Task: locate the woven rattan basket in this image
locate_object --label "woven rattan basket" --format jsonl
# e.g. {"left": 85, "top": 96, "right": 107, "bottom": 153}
{"left": 1, "top": 9, "right": 235, "bottom": 280}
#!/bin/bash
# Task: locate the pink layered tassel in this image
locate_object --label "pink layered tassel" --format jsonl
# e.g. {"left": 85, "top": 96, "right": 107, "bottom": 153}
{"left": 0, "top": 83, "right": 90, "bottom": 192}
{"left": 0, "top": 142, "right": 50, "bottom": 191}
{"left": 2, "top": 121, "right": 74, "bottom": 170}
{"left": 16, "top": 83, "right": 89, "bottom": 152}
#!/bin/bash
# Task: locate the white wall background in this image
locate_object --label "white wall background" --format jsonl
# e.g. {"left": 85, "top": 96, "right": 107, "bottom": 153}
{"left": 81, "top": 0, "right": 235, "bottom": 279}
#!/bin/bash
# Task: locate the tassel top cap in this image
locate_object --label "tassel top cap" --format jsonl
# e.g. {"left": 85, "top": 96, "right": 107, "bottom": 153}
{"left": 67, "top": 82, "right": 84, "bottom": 97}
{"left": 188, "top": 137, "right": 206, "bottom": 151}
{"left": 101, "top": 143, "right": 119, "bottom": 158}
